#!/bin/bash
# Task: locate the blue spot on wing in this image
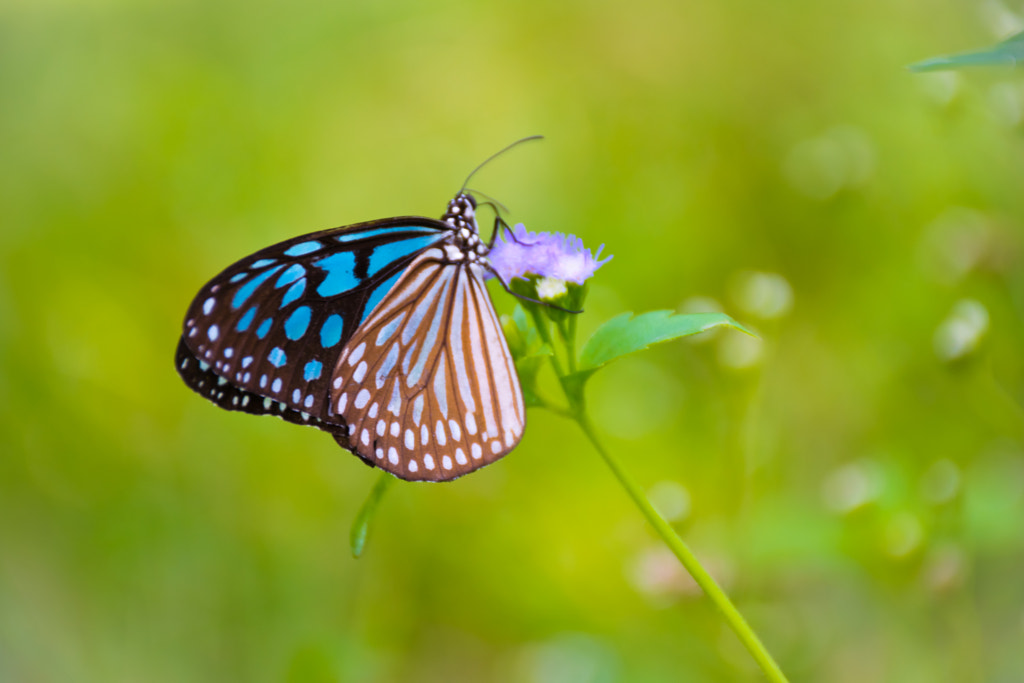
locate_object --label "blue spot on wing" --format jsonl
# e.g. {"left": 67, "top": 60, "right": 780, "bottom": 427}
{"left": 256, "top": 318, "right": 273, "bottom": 339}
{"left": 367, "top": 234, "right": 444, "bottom": 277}
{"left": 269, "top": 347, "right": 287, "bottom": 367}
{"left": 334, "top": 225, "right": 441, "bottom": 243}
{"left": 361, "top": 270, "right": 403, "bottom": 323}
{"left": 281, "top": 279, "right": 305, "bottom": 307}
{"left": 233, "top": 265, "right": 282, "bottom": 309}
{"left": 284, "top": 240, "right": 322, "bottom": 256}
{"left": 314, "top": 252, "right": 358, "bottom": 297}
{"left": 284, "top": 306, "right": 312, "bottom": 340}
{"left": 252, "top": 258, "right": 276, "bottom": 268}
{"left": 320, "top": 314, "right": 343, "bottom": 348}
{"left": 236, "top": 306, "right": 257, "bottom": 332}
{"left": 276, "top": 264, "right": 305, "bottom": 288}
{"left": 304, "top": 360, "right": 323, "bottom": 381}
{"left": 230, "top": 272, "right": 247, "bottom": 283}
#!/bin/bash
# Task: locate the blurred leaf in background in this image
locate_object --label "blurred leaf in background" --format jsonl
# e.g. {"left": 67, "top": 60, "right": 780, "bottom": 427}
{"left": 3, "top": 0, "right": 1024, "bottom": 681}
{"left": 910, "top": 30, "right": 1024, "bottom": 72}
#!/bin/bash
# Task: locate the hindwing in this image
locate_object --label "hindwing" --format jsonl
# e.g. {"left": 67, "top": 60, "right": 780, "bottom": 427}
{"left": 327, "top": 247, "right": 526, "bottom": 481}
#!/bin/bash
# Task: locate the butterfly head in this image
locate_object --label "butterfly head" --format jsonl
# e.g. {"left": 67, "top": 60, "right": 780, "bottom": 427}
{"left": 441, "top": 192, "right": 490, "bottom": 264}
{"left": 442, "top": 193, "right": 478, "bottom": 230}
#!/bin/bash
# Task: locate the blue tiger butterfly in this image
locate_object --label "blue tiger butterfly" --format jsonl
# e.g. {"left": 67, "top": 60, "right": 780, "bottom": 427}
{"left": 175, "top": 139, "right": 543, "bottom": 481}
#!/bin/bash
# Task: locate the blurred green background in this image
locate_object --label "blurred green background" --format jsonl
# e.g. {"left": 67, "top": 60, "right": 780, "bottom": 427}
{"left": 3, "top": 0, "right": 1024, "bottom": 681}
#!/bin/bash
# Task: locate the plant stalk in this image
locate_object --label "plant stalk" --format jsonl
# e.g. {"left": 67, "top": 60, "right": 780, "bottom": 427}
{"left": 575, "top": 412, "right": 789, "bottom": 683}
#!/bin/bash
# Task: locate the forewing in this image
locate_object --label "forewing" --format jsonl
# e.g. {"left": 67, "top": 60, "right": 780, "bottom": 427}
{"left": 178, "top": 219, "right": 448, "bottom": 425}
{"left": 328, "top": 248, "right": 526, "bottom": 481}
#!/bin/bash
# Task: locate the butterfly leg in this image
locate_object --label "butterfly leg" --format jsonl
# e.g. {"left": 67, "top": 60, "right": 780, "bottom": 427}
{"left": 487, "top": 215, "right": 512, "bottom": 248}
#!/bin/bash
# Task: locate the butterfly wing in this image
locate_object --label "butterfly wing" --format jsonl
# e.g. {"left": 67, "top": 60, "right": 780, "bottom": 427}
{"left": 328, "top": 246, "right": 526, "bottom": 481}
{"left": 175, "top": 337, "right": 352, "bottom": 442}
{"left": 177, "top": 218, "right": 450, "bottom": 427}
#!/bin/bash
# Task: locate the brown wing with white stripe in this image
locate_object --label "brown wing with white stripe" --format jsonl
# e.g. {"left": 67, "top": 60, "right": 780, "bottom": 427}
{"left": 327, "top": 247, "right": 526, "bottom": 481}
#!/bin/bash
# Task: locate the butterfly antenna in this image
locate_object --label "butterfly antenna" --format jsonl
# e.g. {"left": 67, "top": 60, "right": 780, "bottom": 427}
{"left": 465, "top": 187, "right": 510, "bottom": 215}
{"left": 460, "top": 135, "right": 544, "bottom": 193}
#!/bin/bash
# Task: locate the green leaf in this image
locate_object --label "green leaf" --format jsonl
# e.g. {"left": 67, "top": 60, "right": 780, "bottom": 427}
{"left": 515, "top": 346, "right": 554, "bottom": 408}
{"left": 349, "top": 473, "right": 394, "bottom": 558}
{"left": 575, "top": 310, "right": 754, "bottom": 375}
{"left": 908, "top": 31, "right": 1024, "bottom": 72}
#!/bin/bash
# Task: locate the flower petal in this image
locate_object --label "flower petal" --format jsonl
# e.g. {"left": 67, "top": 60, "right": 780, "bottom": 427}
{"left": 487, "top": 224, "right": 612, "bottom": 284}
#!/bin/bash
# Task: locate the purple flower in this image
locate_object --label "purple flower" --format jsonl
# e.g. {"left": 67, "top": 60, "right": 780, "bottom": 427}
{"left": 487, "top": 223, "right": 612, "bottom": 285}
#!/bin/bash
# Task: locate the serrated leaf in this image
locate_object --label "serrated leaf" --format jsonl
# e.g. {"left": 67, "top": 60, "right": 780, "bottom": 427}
{"left": 576, "top": 310, "right": 754, "bottom": 374}
{"left": 909, "top": 31, "right": 1024, "bottom": 72}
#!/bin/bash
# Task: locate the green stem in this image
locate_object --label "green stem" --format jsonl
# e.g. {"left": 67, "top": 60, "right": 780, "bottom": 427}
{"left": 526, "top": 305, "right": 567, "bottom": 380}
{"left": 575, "top": 411, "right": 789, "bottom": 683}
{"left": 350, "top": 472, "right": 394, "bottom": 558}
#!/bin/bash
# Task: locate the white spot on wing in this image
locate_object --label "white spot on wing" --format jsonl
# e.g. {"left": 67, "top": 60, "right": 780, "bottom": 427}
{"left": 413, "top": 394, "right": 425, "bottom": 426}
{"left": 433, "top": 352, "right": 448, "bottom": 418}
{"left": 355, "top": 388, "right": 370, "bottom": 408}
{"left": 376, "top": 343, "right": 400, "bottom": 389}
{"left": 376, "top": 312, "right": 406, "bottom": 346}
{"left": 387, "top": 381, "right": 401, "bottom": 416}
{"left": 348, "top": 342, "right": 366, "bottom": 366}
{"left": 353, "top": 361, "right": 367, "bottom": 384}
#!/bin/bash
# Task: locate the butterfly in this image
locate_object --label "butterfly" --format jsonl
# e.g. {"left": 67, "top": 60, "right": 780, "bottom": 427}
{"left": 175, "top": 141, "right": 545, "bottom": 482}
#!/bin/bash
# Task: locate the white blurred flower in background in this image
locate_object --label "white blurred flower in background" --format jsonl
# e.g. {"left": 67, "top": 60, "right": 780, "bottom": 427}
{"left": 647, "top": 480, "right": 691, "bottom": 523}
{"left": 731, "top": 271, "right": 793, "bottom": 321}
{"left": 821, "top": 459, "right": 885, "bottom": 514}
{"left": 783, "top": 126, "right": 875, "bottom": 200}
{"left": 934, "top": 299, "right": 989, "bottom": 362}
